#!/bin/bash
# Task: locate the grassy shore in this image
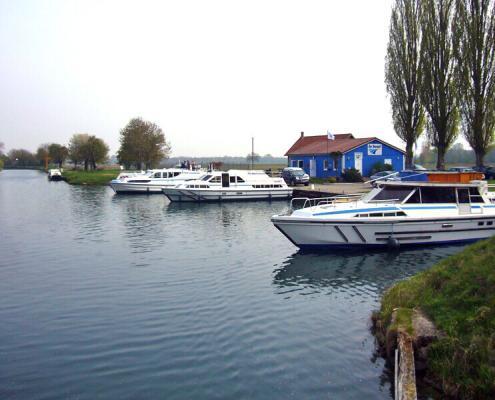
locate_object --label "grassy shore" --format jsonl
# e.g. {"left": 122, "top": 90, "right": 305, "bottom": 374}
{"left": 378, "top": 237, "right": 495, "bottom": 398}
{"left": 62, "top": 169, "right": 120, "bottom": 185}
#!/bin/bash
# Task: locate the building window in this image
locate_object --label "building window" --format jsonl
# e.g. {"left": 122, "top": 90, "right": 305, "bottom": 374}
{"left": 293, "top": 160, "right": 304, "bottom": 168}
{"left": 332, "top": 158, "right": 337, "bottom": 170}
{"left": 384, "top": 158, "right": 392, "bottom": 166}
{"left": 323, "top": 160, "right": 329, "bottom": 170}
{"left": 291, "top": 160, "right": 297, "bottom": 167}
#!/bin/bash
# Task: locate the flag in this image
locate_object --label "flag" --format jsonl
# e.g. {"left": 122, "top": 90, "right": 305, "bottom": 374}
{"left": 327, "top": 130, "right": 334, "bottom": 140}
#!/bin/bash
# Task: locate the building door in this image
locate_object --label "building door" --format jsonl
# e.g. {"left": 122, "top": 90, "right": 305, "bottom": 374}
{"left": 309, "top": 159, "right": 316, "bottom": 177}
{"left": 354, "top": 152, "right": 363, "bottom": 174}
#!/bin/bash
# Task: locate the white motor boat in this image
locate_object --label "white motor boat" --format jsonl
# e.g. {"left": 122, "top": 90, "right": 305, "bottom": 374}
{"left": 162, "top": 170, "right": 293, "bottom": 202}
{"left": 272, "top": 180, "right": 495, "bottom": 249}
{"left": 48, "top": 169, "right": 63, "bottom": 181}
{"left": 110, "top": 168, "right": 204, "bottom": 194}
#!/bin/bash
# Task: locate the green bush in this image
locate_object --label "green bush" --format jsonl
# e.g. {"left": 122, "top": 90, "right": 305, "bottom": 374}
{"left": 371, "top": 161, "right": 393, "bottom": 175}
{"left": 0, "top": 158, "right": 3, "bottom": 171}
{"left": 342, "top": 168, "right": 363, "bottom": 182}
{"left": 328, "top": 177, "right": 337, "bottom": 183}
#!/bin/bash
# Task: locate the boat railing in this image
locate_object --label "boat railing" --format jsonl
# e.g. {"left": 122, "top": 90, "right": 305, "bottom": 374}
{"left": 290, "top": 193, "right": 363, "bottom": 210}
{"left": 364, "top": 171, "right": 399, "bottom": 185}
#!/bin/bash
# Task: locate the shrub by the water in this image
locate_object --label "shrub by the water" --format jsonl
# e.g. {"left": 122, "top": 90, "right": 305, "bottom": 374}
{"left": 342, "top": 168, "right": 363, "bottom": 182}
{"left": 328, "top": 177, "right": 337, "bottom": 183}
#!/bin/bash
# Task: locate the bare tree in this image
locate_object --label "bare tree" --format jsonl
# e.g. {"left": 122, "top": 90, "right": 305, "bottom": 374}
{"left": 386, "top": 0, "right": 425, "bottom": 169}
{"left": 420, "top": 0, "right": 460, "bottom": 170}
{"left": 455, "top": 0, "right": 495, "bottom": 167}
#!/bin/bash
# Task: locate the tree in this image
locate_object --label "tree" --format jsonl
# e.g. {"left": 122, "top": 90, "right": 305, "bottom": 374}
{"left": 245, "top": 152, "right": 260, "bottom": 163}
{"left": 36, "top": 144, "right": 50, "bottom": 167}
{"left": 68, "top": 134, "right": 89, "bottom": 169}
{"left": 0, "top": 142, "right": 5, "bottom": 170}
{"left": 420, "top": 0, "right": 460, "bottom": 170}
{"left": 117, "top": 118, "right": 171, "bottom": 169}
{"left": 7, "top": 149, "right": 37, "bottom": 167}
{"left": 68, "top": 133, "right": 108, "bottom": 170}
{"left": 48, "top": 143, "right": 69, "bottom": 168}
{"left": 455, "top": 0, "right": 495, "bottom": 167}
{"left": 386, "top": 0, "right": 425, "bottom": 169}
{"left": 83, "top": 136, "right": 109, "bottom": 170}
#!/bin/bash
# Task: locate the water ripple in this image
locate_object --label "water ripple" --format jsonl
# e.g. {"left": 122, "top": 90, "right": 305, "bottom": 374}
{"left": 0, "top": 170, "right": 467, "bottom": 400}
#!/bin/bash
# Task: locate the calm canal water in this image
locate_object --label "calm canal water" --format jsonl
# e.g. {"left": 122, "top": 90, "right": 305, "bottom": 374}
{"left": 0, "top": 170, "right": 467, "bottom": 399}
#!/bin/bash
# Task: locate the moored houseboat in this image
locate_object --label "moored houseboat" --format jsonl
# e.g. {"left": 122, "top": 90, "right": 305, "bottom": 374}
{"left": 110, "top": 168, "right": 204, "bottom": 194}
{"left": 272, "top": 180, "right": 495, "bottom": 249}
{"left": 162, "top": 170, "right": 293, "bottom": 202}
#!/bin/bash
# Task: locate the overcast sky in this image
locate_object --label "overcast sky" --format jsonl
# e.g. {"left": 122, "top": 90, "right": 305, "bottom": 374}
{"left": 0, "top": 0, "right": 401, "bottom": 157}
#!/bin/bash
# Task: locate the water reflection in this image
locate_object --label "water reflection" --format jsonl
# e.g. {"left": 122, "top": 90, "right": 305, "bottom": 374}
{"left": 273, "top": 245, "right": 466, "bottom": 297}
{"left": 69, "top": 185, "right": 109, "bottom": 243}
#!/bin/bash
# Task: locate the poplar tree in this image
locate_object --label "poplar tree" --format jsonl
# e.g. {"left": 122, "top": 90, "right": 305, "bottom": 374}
{"left": 455, "top": 0, "right": 495, "bottom": 167}
{"left": 386, "top": 0, "right": 425, "bottom": 169}
{"left": 420, "top": 0, "right": 460, "bottom": 170}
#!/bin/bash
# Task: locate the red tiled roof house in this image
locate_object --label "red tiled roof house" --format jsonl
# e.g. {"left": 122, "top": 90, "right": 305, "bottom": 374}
{"left": 285, "top": 132, "right": 405, "bottom": 178}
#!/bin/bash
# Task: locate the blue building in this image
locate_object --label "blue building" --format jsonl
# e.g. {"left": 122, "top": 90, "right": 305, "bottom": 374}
{"left": 285, "top": 132, "right": 405, "bottom": 178}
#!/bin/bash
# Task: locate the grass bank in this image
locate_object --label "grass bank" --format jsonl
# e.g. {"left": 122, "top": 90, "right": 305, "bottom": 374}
{"left": 377, "top": 237, "right": 495, "bottom": 398}
{"left": 62, "top": 169, "right": 119, "bottom": 185}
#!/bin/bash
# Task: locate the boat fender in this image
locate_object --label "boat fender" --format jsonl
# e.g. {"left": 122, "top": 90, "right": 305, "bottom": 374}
{"left": 387, "top": 236, "right": 400, "bottom": 249}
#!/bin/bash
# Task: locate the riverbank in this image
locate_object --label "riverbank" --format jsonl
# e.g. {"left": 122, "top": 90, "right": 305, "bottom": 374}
{"left": 374, "top": 237, "right": 495, "bottom": 399}
{"left": 62, "top": 169, "right": 119, "bottom": 185}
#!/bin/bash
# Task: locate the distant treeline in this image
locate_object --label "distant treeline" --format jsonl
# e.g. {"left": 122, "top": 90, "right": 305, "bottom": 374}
{"left": 162, "top": 155, "right": 287, "bottom": 167}
{"left": 416, "top": 142, "right": 495, "bottom": 166}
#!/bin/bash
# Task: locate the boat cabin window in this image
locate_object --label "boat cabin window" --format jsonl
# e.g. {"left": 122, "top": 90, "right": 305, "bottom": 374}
{"left": 253, "top": 184, "right": 283, "bottom": 188}
{"left": 230, "top": 176, "right": 236, "bottom": 183}
{"left": 469, "top": 187, "right": 484, "bottom": 203}
{"left": 371, "top": 186, "right": 415, "bottom": 202}
{"left": 173, "top": 172, "right": 180, "bottom": 177}
{"left": 237, "top": 177, "right": 245, "bottom": 183}
{"left": 153, "top": 172, "right": 161, "bottom": 178}
{"left": 420, "top": 187, "right": 456, "bottom": 203}
{"left": 356, "top": 211, "right": 407, "bottom": 217}
{"left": 209, "top": 176, "right": 221, "bottom": 183}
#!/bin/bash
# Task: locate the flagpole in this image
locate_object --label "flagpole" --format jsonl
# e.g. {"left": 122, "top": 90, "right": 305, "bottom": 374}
{"left": 326, "top": 135, "right": 329, "bottom": 174}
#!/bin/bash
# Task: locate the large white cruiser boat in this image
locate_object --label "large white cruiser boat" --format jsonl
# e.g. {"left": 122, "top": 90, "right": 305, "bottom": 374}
{"left": 162, "top": 170, "right": 293, "bottom": 202}
{"left": 272, "top": 180, "right": 495, "bottom": 249}
{"left": 110, "top": 168, "right": 204, "bottom": 194}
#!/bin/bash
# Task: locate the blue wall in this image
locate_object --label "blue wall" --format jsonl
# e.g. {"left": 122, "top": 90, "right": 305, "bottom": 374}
{"left": 288, "top": 140, "right": 404, "bottom": 178}
{"left": 288, "top": 154, "right": 342, "bottom": 178}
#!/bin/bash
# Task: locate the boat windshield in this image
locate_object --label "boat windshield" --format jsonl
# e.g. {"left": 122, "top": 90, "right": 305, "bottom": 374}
{"left": 201, "top": 175, "right": 213, "bottom": 181}
{"left": 369, "top": 186, "right": 415, "bottom": 202}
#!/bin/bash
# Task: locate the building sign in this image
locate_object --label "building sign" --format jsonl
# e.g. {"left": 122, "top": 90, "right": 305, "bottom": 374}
{"left": 368, "top": 143, "right": 382, "bottom": 156}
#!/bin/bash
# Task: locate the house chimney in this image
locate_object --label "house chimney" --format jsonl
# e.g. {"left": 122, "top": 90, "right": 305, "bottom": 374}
{"left": 300, "top": 131, "right": 304, "bottom": 138}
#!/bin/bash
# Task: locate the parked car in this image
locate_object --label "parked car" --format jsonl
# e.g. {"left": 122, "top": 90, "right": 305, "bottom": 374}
{"left": 282, "top": 167, "right": 310, "bottom": 186}
{"left": 472, "top": 165, "right": 495, "bottom": 179}
{"left": 448, "top": 166, "right": 475, "bottom": 172}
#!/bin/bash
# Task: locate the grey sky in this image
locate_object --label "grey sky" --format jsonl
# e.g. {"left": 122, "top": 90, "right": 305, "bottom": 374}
{"left": 1, "top": 0, "right": 398, "bottom": 157}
